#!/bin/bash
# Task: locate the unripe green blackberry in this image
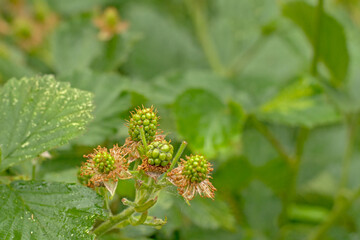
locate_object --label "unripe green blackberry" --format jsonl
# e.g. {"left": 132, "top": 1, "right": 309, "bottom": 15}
{"left": 182, "top": 155, "right": 209, "bottom": 183}
{"left": 77, "top": 163, "right": 93, "bottom": 186}
{"left": 146, "top": 140, "right": 174, "bottom": 167}
{"left": 93, "top": 151, "right": 116, "bottom": 174}
{"left": 128, "top": 107, "right": 158, "bottom": 142}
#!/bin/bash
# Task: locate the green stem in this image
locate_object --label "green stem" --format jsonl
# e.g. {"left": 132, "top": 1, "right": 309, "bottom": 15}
{"left": 307, "top": 114, "right": 357, "bottom": 240}
{"left": 139, "top": 126, "right": 148, "bottom": 150}
{"left": 308, "top": 189, "right": 360, "bottom": 240}
{"left": 184, "top": 0, "right": 226, "bottom": 76}
{"left": 251, "top": 116, "right": 293, "bottom": 165}
{"left": 93, "top": 207, "right": 135, "bottom": 236}
{"left": 338, "top": 115, "right": 357, "bottom": 192}
{"left": 311, "top": 0, "right": 324, "bottom": 76}
{"left": 227, "top": 35, "right": 268, "bottom": 77}
{"left": 168, "top": 141, "right": 187, "bottom": 173}
{"left": 279, "top": 128, "right": 309, "bottom": 225}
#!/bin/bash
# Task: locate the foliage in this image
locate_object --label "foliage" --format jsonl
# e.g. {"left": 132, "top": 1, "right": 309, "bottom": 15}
{"left": 1, "top": 0, "right": 360, "bottom": 239}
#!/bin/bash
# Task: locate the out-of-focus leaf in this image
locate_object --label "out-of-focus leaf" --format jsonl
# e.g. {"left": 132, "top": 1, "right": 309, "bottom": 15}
{"left": 0, "top": 180, "right": 106, "bottom": 239}
{"left": 211, "top": 0, "right": 278, "bottom": 65}
{"left": 256, "top": 158, "right": 292, "bottom": 194}
{"left": 242, "top": 180, "right": 282, "bottom": 238}
{"left": 124, "top": 4, "right": 205, "bottom": 78}
{"left": 92, "top": 33, "right": 141, "bottom": 72}
{"left": 283, "top": 1, "right": 349, "bottom": 84}
{"left": 213, "top": 156, "right": 253, "bottom": 192}
{"left": 46, "top": 0, "right": 105, "bottom": 15}
{"left": 257, "top": 78, "right": 340, "bottom": 127}
{"left": 174, "top": 196, "right": 236, "bottom": 231}
{"left": 150, "top": 70, "right": 235, "bottom": 105}
{"left": 298, "top": 126, "right": 346, "bottom": 189}
{"left": 51, "top": 19, "right": 101, "bottom": 74}
{"left": 174, "top": 89, "right": 245, "bottom": 157}
{"left": 0, "top": 75, "right": 93, "bottom": 171}
{"left": 180, "top": 226, "right": 243, "bottom": 240}
{"left": 60, "top": 70, "right": 133, "bottom": 145}
{"left": 0, "top": 42, "right": 35, "bottom": 82}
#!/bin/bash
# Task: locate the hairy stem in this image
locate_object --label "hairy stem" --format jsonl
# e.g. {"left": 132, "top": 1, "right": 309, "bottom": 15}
{"left": 184, "top": 0, "right": 226, "bottom": 76}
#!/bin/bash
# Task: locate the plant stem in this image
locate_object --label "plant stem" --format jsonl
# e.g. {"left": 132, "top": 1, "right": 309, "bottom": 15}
{"left": 338, "top": 114, "right": 357, "bottom": 192}
{"left": 279, "top": 128, "right": 309, "bottom": 225}
{"left": 307, "top": 114, "right": 357, "bottom": 240}
{"left": 184, "top": 0, "right": 226, "bottom": 76}
{"left": 311, "top": 0, "right": 324, "bottom": 76}
{"left": 308, "top": 189, "right": 360, "bottom": 240}
{"left": 227, "top": 35, "right": 268, "bottom": 77}
{"left": 251, "top": 116, "right": 293, "bottom": 165}
{"left": 168, "top": 141, "right": 187, "bottom": 174}
{"left": 139, "top": 126, "right": 148, "bottom": 150}
{"left": 93, "top": 207, "right": 135, "bottom": 236}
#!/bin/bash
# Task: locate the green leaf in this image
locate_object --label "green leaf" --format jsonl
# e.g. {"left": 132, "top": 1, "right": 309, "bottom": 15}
{"left": 257, "top": 78, "right": 340, "bottom": 127}
{"left": 51, "top": 18, "right": 101, "bottom": 74}
{"left": 0, "top": 181, "right": 106, "bottom": 239}
{"left": 124, "top": 4, "right": 205, "bottom": 78}
{"left": 174, "top": 196, "right": 236, "bottom": 231}
{"left": 46, "top": 0, "right": 107, "bottom": 15}
{"left": 59, "top": 70, "right": 134, "bottom": 145}
{"left": 242, "top": 180, "right": 282, "bottom": 238}
{"left": 174, "top": 89, "right": 245, "bottom": 157}
{"left": 0, "top": 75, "right": 93, "bottom": 171}
{"left": 283, "top": 1, "right": 349, "bottom": 83}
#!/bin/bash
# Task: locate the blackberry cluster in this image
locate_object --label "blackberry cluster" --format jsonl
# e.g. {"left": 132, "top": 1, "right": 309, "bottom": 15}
{"left": 94, "top": 151, "right": 115, "bottom": 174}
{"left": 128, "top": 107, "right": 158, "bottom": 142}
{"left": 146, "top": 140, "right": 174, "bottom": 167}
{"left": 182, "top": 155, "right": 209, "bottom": 183}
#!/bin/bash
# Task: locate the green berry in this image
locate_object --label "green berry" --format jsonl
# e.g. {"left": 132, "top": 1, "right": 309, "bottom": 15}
{"left": 128, "top": 107, "right": 159, "bottom": 142}
{"left": 93, "top": 151, "right": 116, "bottom": 174}
{"left": 146, "top": 140, "right": 173, "bottom": 167}
{"left": 183, "top": 155, "right": 209, "bottom": 183}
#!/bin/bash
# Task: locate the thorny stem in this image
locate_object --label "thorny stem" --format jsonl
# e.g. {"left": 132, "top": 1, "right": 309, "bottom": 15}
{"left": 184, "top": 0, "right": 227, "bottom": 76}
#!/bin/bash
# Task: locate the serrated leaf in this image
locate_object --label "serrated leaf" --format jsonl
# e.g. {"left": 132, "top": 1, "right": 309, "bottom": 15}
{"left": 0, "top": 75, "right": 93, "bottom": 171}
{"left": 283, "top": 1, "right": 349, "bottom": 83}
{"left": 59, "top": 70, "right": 133, "bottom": 145}
{"left": 257, "top": 78, "right": 340, "bottom": 127}
{"left": 0, "top": 181, "right": 106, "bottom": 239}
{"left": 174, "top": 89, "right": 245, "bottom": 157}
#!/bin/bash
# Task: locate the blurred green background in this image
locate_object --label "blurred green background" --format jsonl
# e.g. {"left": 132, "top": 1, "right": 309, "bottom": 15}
{"left": 1, "top": 0, "right": 360, "bottom": 239}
